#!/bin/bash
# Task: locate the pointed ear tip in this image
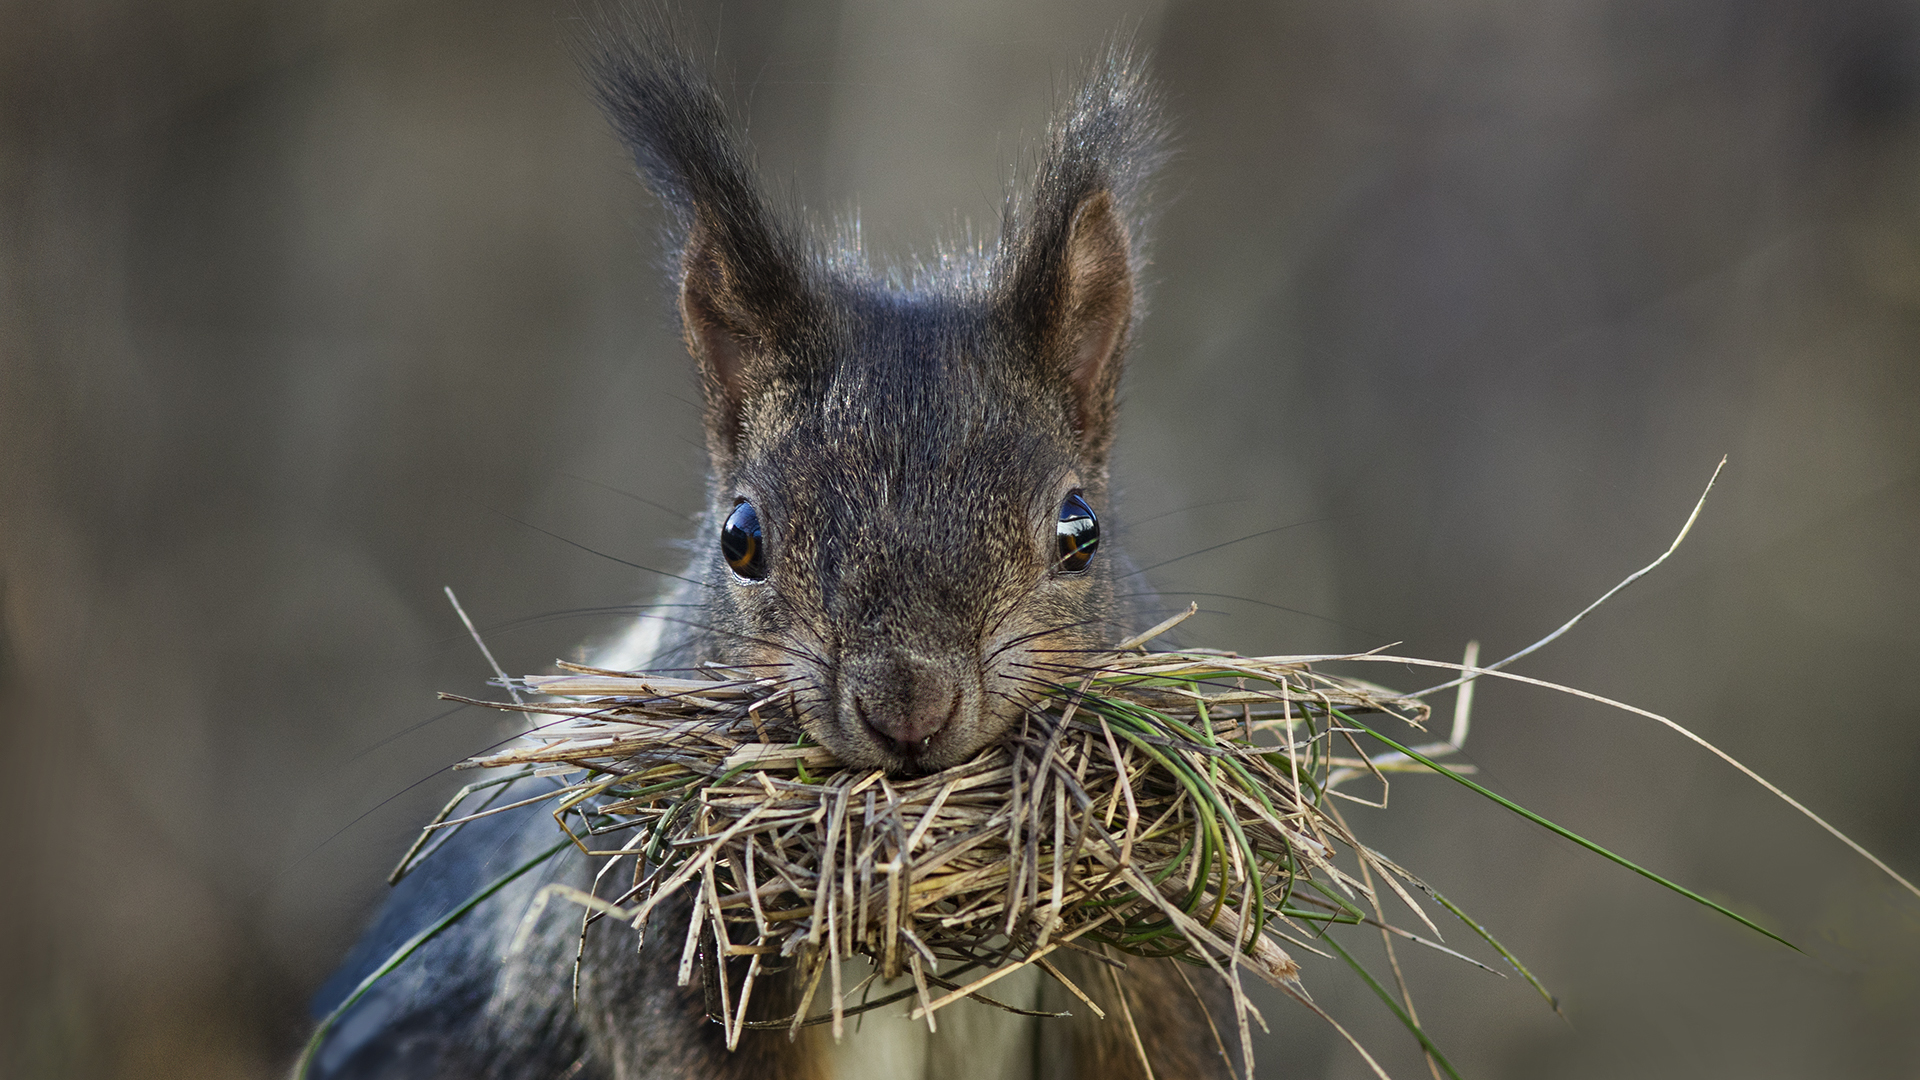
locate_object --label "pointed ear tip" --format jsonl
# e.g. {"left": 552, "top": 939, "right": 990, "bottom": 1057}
{"left": 1065, "top": 193, "right": 1136, "bottom": 293}
{"left": 678, "top": 218, "right": 745, "bottom": 324}
{"left": 1075, "top": 188, "right": 1122, "bottom": 225}
{"left": 676, "top": 228, "right": 748, "bottom": 402}
{"left": 1070, "top": 189, "right": 1133, "bottom": 262}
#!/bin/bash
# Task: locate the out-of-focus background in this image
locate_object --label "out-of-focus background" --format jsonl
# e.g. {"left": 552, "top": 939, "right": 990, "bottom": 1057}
{"left": 4, "top": 1, "right": 1918, "bottom": 1077}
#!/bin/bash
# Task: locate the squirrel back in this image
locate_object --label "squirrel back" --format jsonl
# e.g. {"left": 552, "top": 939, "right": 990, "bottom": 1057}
{"left": 305, "top": 14, "right": 1230, "bottom": 1080}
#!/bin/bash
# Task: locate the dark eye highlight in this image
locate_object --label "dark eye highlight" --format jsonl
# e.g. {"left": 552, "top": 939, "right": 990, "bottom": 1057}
{"left": 1056, "top": 492, "right": 1098, "bottom": 574}
{"left": 720, "top": 501, "right": 768, "bottom": 580}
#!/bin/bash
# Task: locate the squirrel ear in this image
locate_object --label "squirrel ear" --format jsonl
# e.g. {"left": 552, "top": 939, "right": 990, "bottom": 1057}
{"left": 678, "top": 212, "right": 812, "bottom": 458}
{"left": 1028, "top": 189, "right": 1134, "bottom": 458}
{"left": 679, "top": 219, "right": 754, "bottom": 454}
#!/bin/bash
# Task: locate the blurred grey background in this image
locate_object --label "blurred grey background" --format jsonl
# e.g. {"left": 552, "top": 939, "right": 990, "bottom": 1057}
{"left": 4, "top": 1, "right": 1918, "bottom": 1077}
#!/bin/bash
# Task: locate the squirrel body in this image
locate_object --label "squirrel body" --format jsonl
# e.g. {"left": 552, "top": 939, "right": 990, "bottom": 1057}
{"left": 306, "top": 14, "right": 1231, "bottom": 1079}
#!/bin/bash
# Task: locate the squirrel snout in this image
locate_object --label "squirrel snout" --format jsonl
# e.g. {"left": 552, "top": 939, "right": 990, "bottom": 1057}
{"left": 842, "top": 655, "right": 968, "bottom": 753}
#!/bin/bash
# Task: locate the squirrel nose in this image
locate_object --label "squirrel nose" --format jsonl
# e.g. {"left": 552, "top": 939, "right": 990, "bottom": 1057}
{"left": 844, "top": 656, "right": 965, "bottom": 750}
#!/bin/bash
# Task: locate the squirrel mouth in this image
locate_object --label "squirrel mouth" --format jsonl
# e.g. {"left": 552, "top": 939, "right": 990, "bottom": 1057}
{"left": 863, "top": 723, "right": 944, "bottom": 772}
{"left": 848, "top": 684, "right": 965, "bottom": 771}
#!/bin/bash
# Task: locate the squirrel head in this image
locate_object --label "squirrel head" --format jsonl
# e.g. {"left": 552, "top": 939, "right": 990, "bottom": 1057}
{"left": 592, "top": 28, "right": 1164, "bottom": 772}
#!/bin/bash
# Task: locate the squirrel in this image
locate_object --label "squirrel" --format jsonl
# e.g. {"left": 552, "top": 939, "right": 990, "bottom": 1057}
{"left": 304, "top": 13, "right": 1232, "bottom": 1080}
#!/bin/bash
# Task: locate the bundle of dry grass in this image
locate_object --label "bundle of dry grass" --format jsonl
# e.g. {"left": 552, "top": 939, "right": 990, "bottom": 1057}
{"left": 419, "top": 621, "right": 1491, "bottom": 1074}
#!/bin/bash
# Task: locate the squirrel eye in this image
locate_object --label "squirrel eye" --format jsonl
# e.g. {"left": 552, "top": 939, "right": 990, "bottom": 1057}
{"left": 1056, "top": 493, "right": 1099, "bottom": 574}
{"left": 720, "top": 501, "right": 768, "bottom": 580}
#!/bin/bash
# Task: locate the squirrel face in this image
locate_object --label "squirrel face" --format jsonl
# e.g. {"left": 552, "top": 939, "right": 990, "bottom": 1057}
{"left": 592, "top": 41, "right": 1162, "bottom": 773}
{"left": 701, "top": 293, "right": 1122, "bottom": 772}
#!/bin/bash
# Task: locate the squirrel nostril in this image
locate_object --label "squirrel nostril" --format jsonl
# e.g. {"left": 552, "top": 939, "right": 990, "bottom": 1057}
{"left": 853, "top": 697, "right": 887, "bottom": 742}
{"left": 843, "top": 656, "right": 972, "bottom": 762}
{"left": 855, "top": 683, "right": 963, "bottom": 754}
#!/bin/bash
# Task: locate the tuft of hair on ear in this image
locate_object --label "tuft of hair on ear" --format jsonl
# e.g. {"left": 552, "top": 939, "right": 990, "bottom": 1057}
{"left": 578, "top": 6, "right": 813, "bottom": 457}
{"left": 998, "top": 41, "right": 1169, "bottom": 462}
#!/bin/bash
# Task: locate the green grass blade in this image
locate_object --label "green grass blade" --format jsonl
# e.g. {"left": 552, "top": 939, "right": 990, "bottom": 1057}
{"left": 1324, "top": 933, "right": 1467, "bottom": 1080}
{"left": 293, "top": 836, "right": 572, "bottom": 1079}
{"left": 1338, "top": 712, "right": 1799, "bottom": 953}
{"left": 1302, "top": 874, "right": 1370, "bottom": 924}
{"left": 1426, "top": 887, "right": 1564, "bottom": 1019}
{"left": 1279, "top": 906, "right": 1362, "bottom": 925}
{"left": 1083, "top": 692, "right": 1274, "bottom": 936}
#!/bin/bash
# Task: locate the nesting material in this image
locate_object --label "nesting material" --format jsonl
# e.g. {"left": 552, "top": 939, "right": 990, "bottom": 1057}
{"left": 424, "top": 638, "right": 1457, "bottom": 1070}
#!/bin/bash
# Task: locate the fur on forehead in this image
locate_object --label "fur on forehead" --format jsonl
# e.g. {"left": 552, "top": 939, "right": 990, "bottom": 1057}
{"left": 724, "top": 299, "right": 1085, "bottom": 512}
{"left": 736, "top": 289, "right": 1078, "bottom": 437}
